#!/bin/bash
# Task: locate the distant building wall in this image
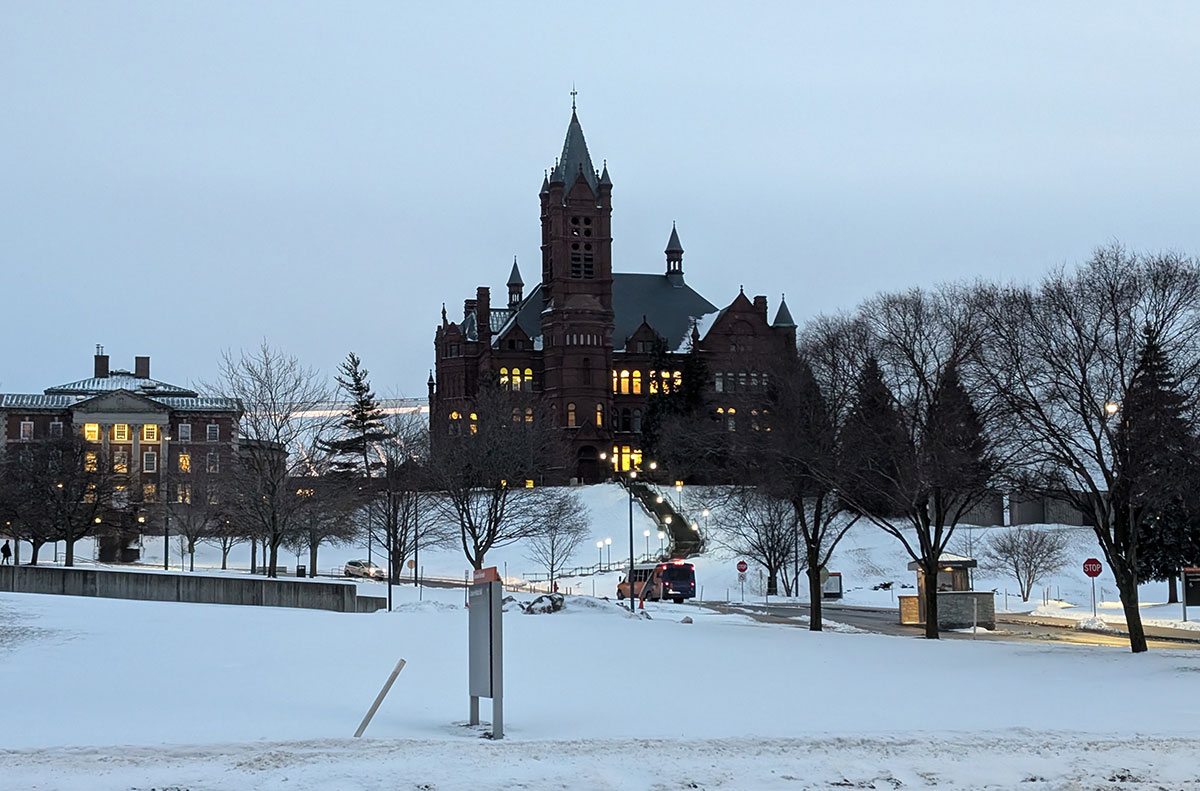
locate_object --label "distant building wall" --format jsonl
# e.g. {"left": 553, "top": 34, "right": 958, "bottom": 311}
{"left": 959, "top": 495, "right": 1004, "bottom": 526}
{"left": 0, "top": 565, "right": 385, "bottom": 613}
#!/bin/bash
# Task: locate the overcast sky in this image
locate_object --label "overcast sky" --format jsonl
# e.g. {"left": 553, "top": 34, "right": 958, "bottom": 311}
{"left": 3, "top": 3, "right": 1199, "bottom": 397}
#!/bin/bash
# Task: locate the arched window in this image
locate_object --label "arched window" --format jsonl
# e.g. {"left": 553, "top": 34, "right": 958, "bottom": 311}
{"left": 632, "top": 370, "right": 642, "bottom": 394}
{"left": 620, "top": 370, "right": 630, "bottom": 394}
{"left": 673, "top": 371, "right": 682, "bottom": 388}
{"left": 714, "top": 372, "right": 724, "bottom": 393}
{"left": 499, "top": 367, "right": 509, "bottom": 387}
{"left": 511, "top": 369, "right": 523, "bottom": 391}
{"left": 632, "top": 409, "right": 643, "bottom": 433}
{"left": 612, "top": 370, "right": 619, "bottom": 393}
{"left": 726, "top": 407, "right": 737, "bottom": 432}
{"left": 523, "top": 368, "right": 533, "bottom": 392}
{"left": 524, "top": 407, "right": 533, "bottom": 424}
{"left": 512, "top": 407, "right": 521, "bottom": 423}
{"left": 621, "top": 408, "right": 631, "bottom": 432}
{"left": 567, "top": 402, "right": 576, "bottom": 428}
{"left": 738, "top": 371, "right": 747, "bottom": 390}
{"left": 595, "top": 403, "right": 604, "bottom": 428}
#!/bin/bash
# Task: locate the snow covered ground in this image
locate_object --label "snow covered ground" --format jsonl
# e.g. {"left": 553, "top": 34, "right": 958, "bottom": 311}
{"left": 6, "top": 484, "right": 1200, "bottom": 788}
{"left": 3, "top": 584, "right": 1200, "bottom": 789}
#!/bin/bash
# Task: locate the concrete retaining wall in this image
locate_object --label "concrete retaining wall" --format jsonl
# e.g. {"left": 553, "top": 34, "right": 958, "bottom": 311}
{"left": 0, "top": 565, "right": 369, "bottom": 613}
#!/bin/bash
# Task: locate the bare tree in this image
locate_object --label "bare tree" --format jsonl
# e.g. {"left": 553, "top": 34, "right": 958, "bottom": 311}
{"left": 709, "top": 487, "right": 800, "bottom": 596}
{"left": 980, "top": 526, "right": 1072, "bottom": 602}
{"left": 976, "top": 244, "right": 1200, "bottom": 652}
{"left": 373, "top": 407, "right": 448, "bottom": 583}
{"left": 525, "top": 492, "right": 590, "bottom": 591}
{"left": 427, "top": 386, "right": 573, "bottom": 570}
{"left": 209, "top": 342, "right": 333, "bottom": 577}
{"left": 808, "top": 286, "right": 1002, "bottom": 638}
{"left": 202, "top": 514, "right": 246, "bottom": 570}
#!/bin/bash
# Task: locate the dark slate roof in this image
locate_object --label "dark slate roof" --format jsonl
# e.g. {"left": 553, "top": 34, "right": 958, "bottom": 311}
{"left": 1, "top": 394, "right": 79, "bottom": 409}
{"left": 491, "top": 274, "right": 717, "bottom": 352}
{"left": 1, "top": 392, "right": 239, "bottom": 413}
{"left": 665, "top": 224, "right": 684, "bottom": 254}
{"left": 44, "top": 373, "right": 197, "bottom": 397}
{"left": 550, "top": 111, "right": 598, "bottom": 197}
{"left": 507, "top": 258, "right": 524, "bottom": 287}
{"left": 612, "top": 274, "right": 716, "bottom": 351}
{"left": 772, "top": 295, "right": 796, "bottom": 328}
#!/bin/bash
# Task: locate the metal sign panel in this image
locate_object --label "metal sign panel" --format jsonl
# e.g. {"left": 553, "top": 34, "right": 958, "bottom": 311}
{"left": 468, "top": 579, "right": 502, "bottom": 699}
{"left": 1185, "top": 567, "right": 1200, "bottom": 607}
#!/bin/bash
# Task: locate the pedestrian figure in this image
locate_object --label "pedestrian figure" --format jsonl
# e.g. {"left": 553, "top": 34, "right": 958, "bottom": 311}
{"left": 1, "top": 540, "right": 11, "bottom": 564}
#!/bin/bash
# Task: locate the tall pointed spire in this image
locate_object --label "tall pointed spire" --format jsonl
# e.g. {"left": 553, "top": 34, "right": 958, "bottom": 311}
{"left": 550, "top": 105, "right": 598, "bottom": 197}
{"left": 507, "top": 256, "right": 524, "bottom": 306}
{"left": 665, "top": 222, "right": 684, "bottom": 284}
{"left": 772, "top": 294, "right": 796, "bottom": 328}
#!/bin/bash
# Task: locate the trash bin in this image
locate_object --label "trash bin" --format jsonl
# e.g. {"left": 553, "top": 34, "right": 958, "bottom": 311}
{"left": 296, "top": 565, "right": 307, "bottom": 578}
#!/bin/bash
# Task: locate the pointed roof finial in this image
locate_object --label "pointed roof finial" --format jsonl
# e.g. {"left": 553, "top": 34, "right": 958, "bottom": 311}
{"left": 666, "top": 222, "right": 684, "bottom": 254}
{"left": 508, "top": 256, "right": 523, "bottom": 287}
{"left": 571, "top": 83, "right": 577, "bottom": 112}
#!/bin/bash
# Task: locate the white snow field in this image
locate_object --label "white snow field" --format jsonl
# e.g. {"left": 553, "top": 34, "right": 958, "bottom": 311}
{"left": 4, "top": 483, "right": 1200, "bottom": 789}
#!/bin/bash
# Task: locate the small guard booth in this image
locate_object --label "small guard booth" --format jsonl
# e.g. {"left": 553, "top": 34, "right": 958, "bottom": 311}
{"left": 898, "top": 553, "right": 995, "bottom": 629}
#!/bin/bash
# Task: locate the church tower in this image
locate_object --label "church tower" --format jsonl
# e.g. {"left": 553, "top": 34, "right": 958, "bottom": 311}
{"left": 538, "top": 104, "right": 615, "bottom": 478}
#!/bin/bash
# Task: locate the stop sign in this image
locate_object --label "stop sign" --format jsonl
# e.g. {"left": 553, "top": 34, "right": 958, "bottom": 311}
{"left": 1083, "top": 558, "right": 1103, "bottom": 578}
{"left": 736, "top": 560, "right": 748, "bottom": 573}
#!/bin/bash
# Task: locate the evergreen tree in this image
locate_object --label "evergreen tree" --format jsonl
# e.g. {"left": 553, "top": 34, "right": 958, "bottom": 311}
{"left": 324, "top": 352, "right": 393, "bottom": 477}
{"left": 922, "top": 360, "right": 992, "bottom": 520}
{"left": 1116, "top": 325, "right": 1200, "bottom": 588}
{"left": 642, "top": 335, "right": 709, "bottom": 465}
{"left": 838, "top": 356, "right": 911, "bottom": 517}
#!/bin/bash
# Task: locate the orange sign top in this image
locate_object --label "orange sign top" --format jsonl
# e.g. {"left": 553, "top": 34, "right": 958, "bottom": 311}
{"left": 473, "top": 566, "right": 501, "bottom": 583}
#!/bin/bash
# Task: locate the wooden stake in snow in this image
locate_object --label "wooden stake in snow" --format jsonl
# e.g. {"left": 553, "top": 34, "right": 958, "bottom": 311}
{"left": 354, "top": 658, "right": 406, "bottom": 738}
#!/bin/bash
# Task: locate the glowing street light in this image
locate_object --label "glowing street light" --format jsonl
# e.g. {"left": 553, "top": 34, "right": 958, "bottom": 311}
{"left": 657, "top": 530, "right": 666, "bottom": 554}
{"left": 605, "top": 537, "right": 612, "bottom": 567}
{"left": 596, "top": 540, "right": 604, "bottom": 567}
{"left": 643, "top": 529, "right": 651, "bottom": 557}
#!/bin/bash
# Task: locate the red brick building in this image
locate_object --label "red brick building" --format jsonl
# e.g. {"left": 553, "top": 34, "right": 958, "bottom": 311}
{"left": 432, "top": 110, "right": 796, "bottom": 482}
{"left": 0, "top": 351, "right": 242, "bottom": 556}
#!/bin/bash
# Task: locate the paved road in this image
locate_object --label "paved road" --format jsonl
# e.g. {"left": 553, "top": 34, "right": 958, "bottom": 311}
{"left": 712, "top": 600, "right": 1200, "bottom": 650}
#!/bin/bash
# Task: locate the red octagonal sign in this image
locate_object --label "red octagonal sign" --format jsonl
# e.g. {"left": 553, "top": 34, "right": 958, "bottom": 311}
{"left": 736, "top": 560, "right": 748, "bottom": 573}
{"left": 1083, "top": 558, "right": 1103, "bottom": 578}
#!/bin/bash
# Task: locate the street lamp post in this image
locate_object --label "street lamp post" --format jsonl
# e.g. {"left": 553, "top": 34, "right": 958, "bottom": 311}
{"left": 643, "top": 529, "right": 650, "bottom": 558}
{"left": 657, "top": 530, "right": 665, "bottom": 556}
{"left": 605, "top": 537, "right": 612, "bottom": 567}
{"left": 162, "top": 432, "right": 171, "bottom": 571}
{"left": 596, "top": 540, "right": 604, "bottom": 569}
{"left": 627, "top": 469, "right": 638, "bottom": 612}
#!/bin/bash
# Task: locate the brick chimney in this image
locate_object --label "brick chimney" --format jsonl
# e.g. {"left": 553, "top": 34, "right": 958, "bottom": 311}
{"left": 134, "top": 356, "right": 150, "bottom": 379}
{"left": 752, "top": 295, "right": 769, "bottom": 322}
{"left": 476, "top": 287, "right": 491, "bottom": 345}
{"left": 94, "top": 352, "right": 110, "bottom": 379}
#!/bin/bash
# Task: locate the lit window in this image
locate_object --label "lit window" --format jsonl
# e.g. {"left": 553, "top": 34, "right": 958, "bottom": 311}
{"left": 113, "top": 424, "right": 130, "bottom": 442}
{"left": 176, "top": 483, "right": 192, "bottom": 504}
{"left": 620, "top": 370, "right": 630, "bottom": 395}
{"left": 178, "top": 453, "right": 191, "bottom": 473}
{"left": 674, "top": 371, "right": 683, "bottom": 388}
{"left": 524, "top": 407, "right": 533, "bottom": 424}
{"left": 83, "top": 483, "right": 96, "bottom": 503}
{"left": 143, "top": 483, "right": 157, "bottom": 503}
{"left": 206, "top": 424, "right": 219, "bottom": 442}
{"left": 84, "top": 423, "right": 100, "bottom": 442}
{"left": 49, "top": 422, "right": 63, "bottom": 438}
{"left": 500, "top": 367, "right": 510, "bottom": 387}
{"left": 19, "top": 421, "right": 33, "bottom": 441}
{"left": 113, "top": 450, "right": 129, "bottom": 474}
{"left": 450, "top": 411, "right": 461, "bottom": 420}
{"left": 567, "top": 403, "right": 576, "bottom": 428}
{"left": 143, "top": 451, "right": 157, "bottom": 473}
{"left": 85, "top": 451, "right": 98, "bottom": 472}
{"left": 632, "top": 371, "right": 642, "bottom": 394}
{"left": 142, "top": 424, "right": 159, "bottom": 443}
{"left": 207, "top": 452, "right": 220, "bottom": 473}
{"left": 512, "top": 407, "right": 522, "bottom": 423}
{"left": 595, "top": 403, "right": 604, "bottom": 427}
{"left": 177, "top": 423, "right": 192, "bottom": 442}
{"left": 612, "top": 370, "right": 619, "bottom": 393}
{"left": 469, "top": 412, "right": 478, "bottom": 435}
{"left": 727, "top": 407, "right": 737, "bottom": 432}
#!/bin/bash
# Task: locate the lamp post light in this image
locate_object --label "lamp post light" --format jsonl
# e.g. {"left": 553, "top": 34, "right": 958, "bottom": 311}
{"left": 162, "top": 432, "right": 171, "bottom": 571}
{"left": 643, "top": 529, "right": 651, "bottom": 558}
{"left": 675, "top": 480, "right": 684, "bottom": 512}
{"left": 627, "top": 468, "right": 638, "bottom": 612}
{"left": 596, "top": 540, "right": 604, "bottom": 568}
{"left": 657, "top": 530, "right": 666, "bottom": 556}
{"left": 605, "top": 537, "right": 612, "bottom": 567}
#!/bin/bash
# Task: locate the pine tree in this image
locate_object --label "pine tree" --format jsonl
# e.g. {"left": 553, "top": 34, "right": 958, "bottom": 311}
{"left": 1116, "top": 325, "right": 1200, "bottom": 587}
{"left": 922, "top": 360, "right": 991, "bottom": 516}
{"left": 838, "top": 357, "right": 911, "bottom": 517}
{"left": 324, "top": 352, "right": 393, "bottom": 477}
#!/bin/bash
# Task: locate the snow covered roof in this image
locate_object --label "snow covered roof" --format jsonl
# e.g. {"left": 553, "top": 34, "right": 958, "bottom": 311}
{"left": 45, "top": 372, "right": 196, "bottom": 397}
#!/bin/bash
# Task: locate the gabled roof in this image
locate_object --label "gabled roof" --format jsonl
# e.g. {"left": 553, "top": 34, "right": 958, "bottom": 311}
{"left": 550, "top": 111, "right": 599, "bottom": 198}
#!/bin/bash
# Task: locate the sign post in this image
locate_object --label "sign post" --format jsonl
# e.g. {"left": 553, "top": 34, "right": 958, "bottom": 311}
{"left": 1183, "top": 567, "right": 1200, "bottom": 623}
{"left": 1083, "top": 558, "right": 1103, "bottom": 618}
{"left": 468, "top": 566, "right": 503, "bottom": 739}
{"left": 737, "top": 560, "right": 747, "bottom": 602}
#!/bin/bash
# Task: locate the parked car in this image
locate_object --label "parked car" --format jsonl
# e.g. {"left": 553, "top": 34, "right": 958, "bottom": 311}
{"left": 344, "top": 559, "right": 386, "bottom": 580}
